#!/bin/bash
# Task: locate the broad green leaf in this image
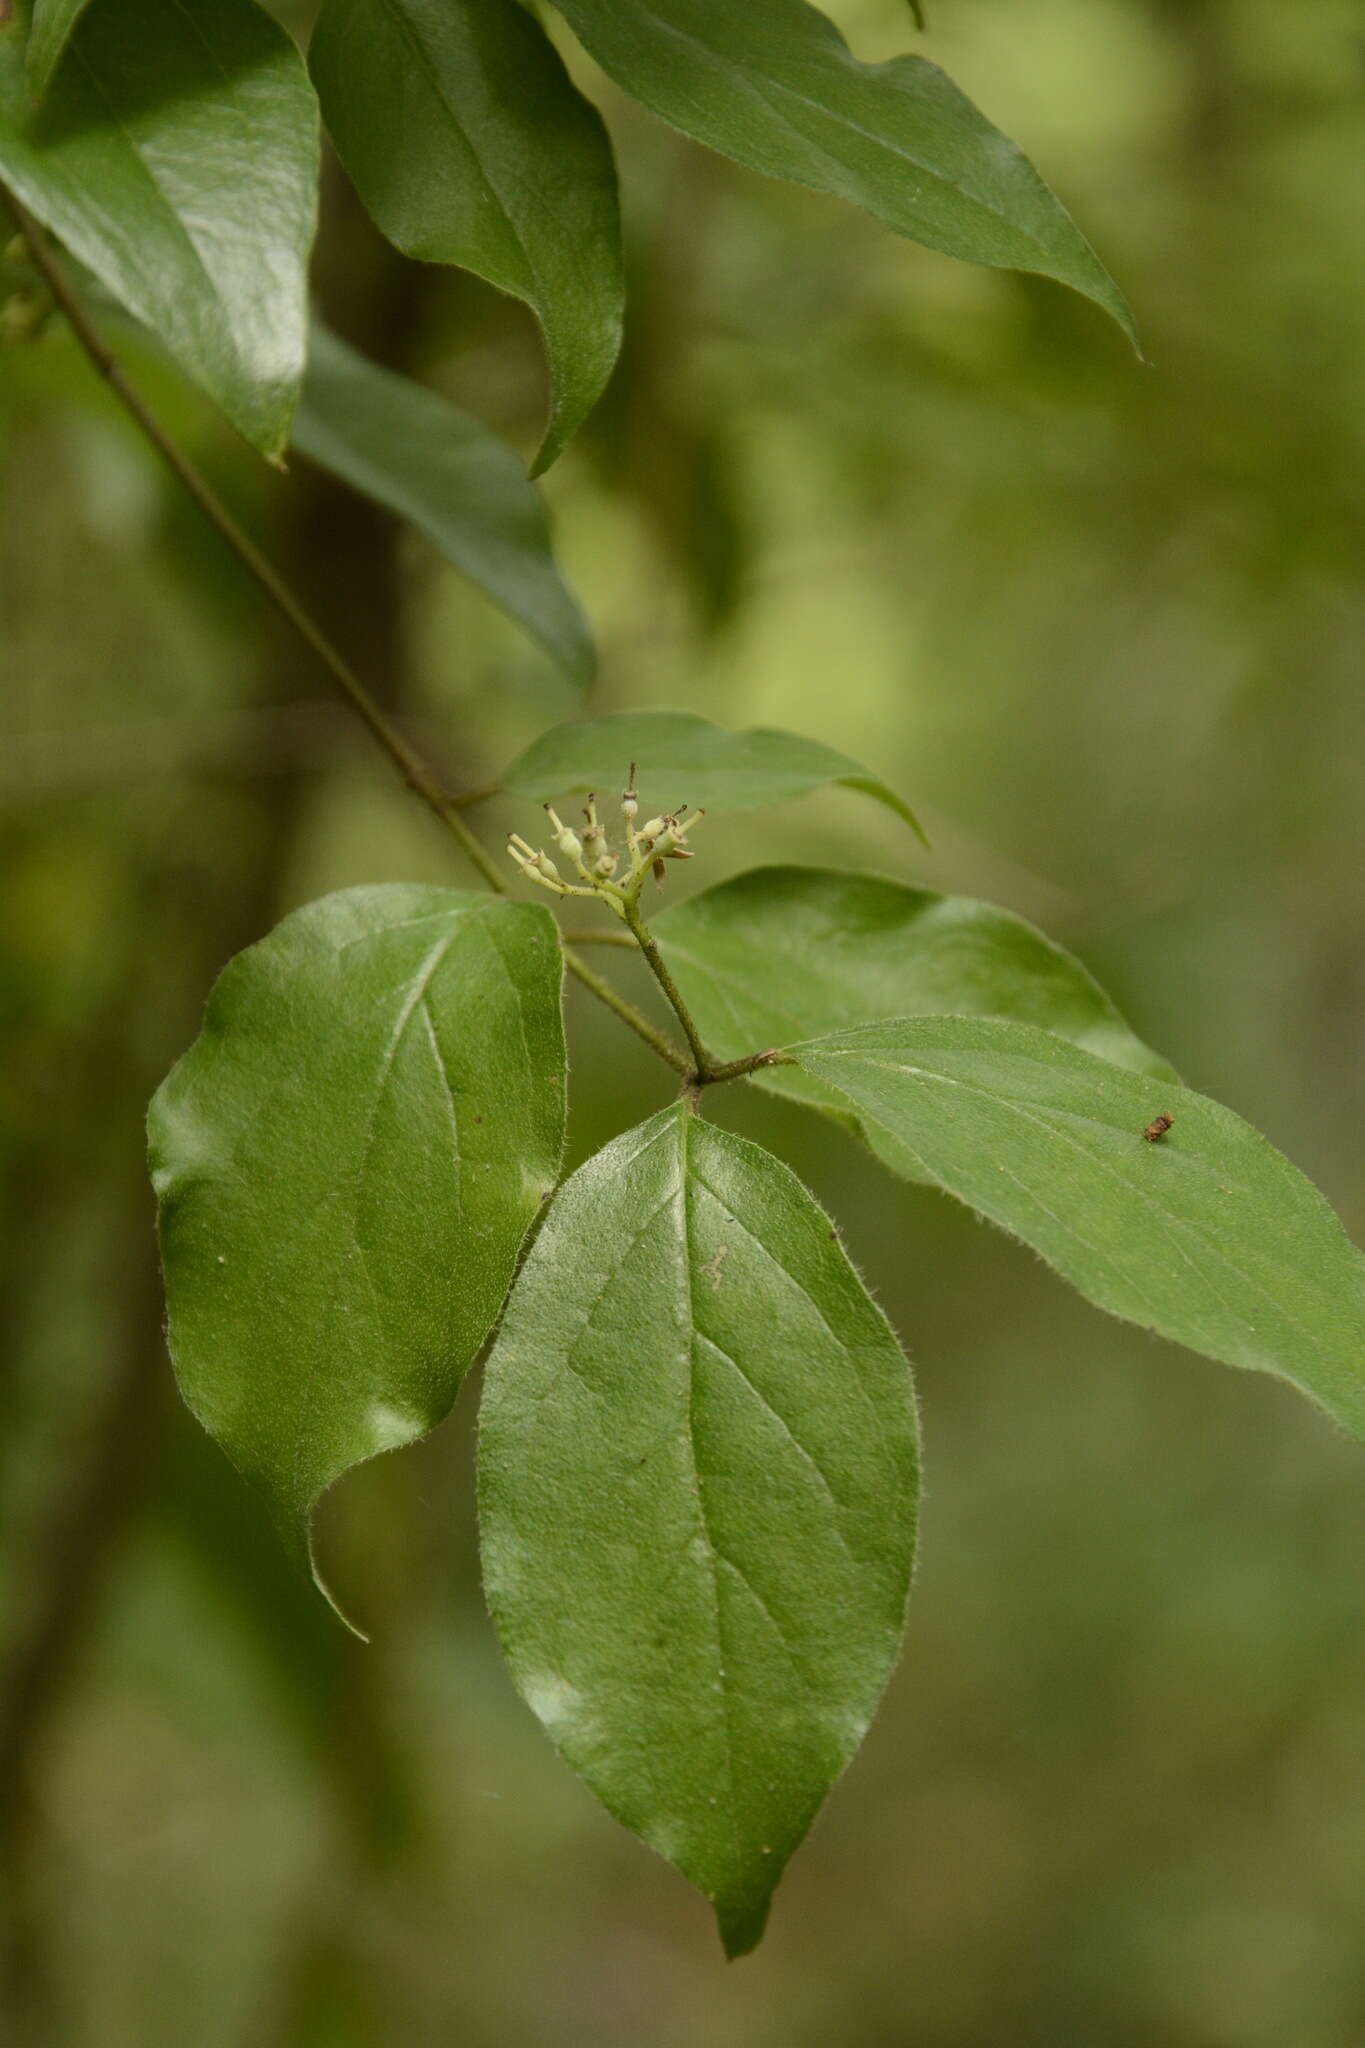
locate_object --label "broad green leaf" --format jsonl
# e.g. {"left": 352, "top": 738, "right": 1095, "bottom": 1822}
{"left": 0, "top": 0, "right": 318, "bottom": 455}
{"left": 656, "top": 865, "right": 1175, "bottom": 1179}
{"left": 309, "top": 0, "right": 623, "bottom": 473}
{"left": 551, "top": 0, "right": 1136, "bottom": 347}
{"left": 480, "top": 1104, "right": 918, "bottom": 1956}
{"left": 293, "top": 325, "right": 594, "bottom": 686}
{"left": 24, "top": 0, "right": 89, "bottom": 97}
{"left": 501, "top": 711, "right": 926, "bottom": 840}
{"left": 149, "top": 886, "right": 566, "bottom": 1624}
{"left": 793, "top": 1017, "right": 1365, "bottom": 1441}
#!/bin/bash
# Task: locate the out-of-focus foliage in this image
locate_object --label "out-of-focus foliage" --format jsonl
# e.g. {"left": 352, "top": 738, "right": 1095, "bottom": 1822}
{"left": 4, "top": 1, "right": 1365, "bottom": 2041}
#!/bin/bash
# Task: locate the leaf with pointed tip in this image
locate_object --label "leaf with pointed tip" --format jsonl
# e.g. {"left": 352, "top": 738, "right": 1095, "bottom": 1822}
{"left": 551, "top": 0, "right": 1135, "bottom": 347}
{"left": 480, "top": 1105, "right": 918, "bottom": 1956}
{"left": 293, "top": 325, "right": 594, "bottom": 685}
{"left": 24, "top": 0, "right": 90, "bottom": 97}
{"left": 309, "top": 0, "right": 623, "bottom": 473}
{"left": 792, "top": 1017, "right": 1365, "bottom": 1440}
{"left": 501, "top": 711, "right": 926, "bottom": 841}
{"left": 149, "top": 886, "right": 566, "bottom": 1626}
{"left": 0, "top": 0, "right": 318, "bottom": 455}
{"left": 656, "top": 866, "right": 1175, "bottom": 1180}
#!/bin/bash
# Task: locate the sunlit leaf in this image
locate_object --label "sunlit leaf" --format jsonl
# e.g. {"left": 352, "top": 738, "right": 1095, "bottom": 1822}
{"left": 480, "top": 1104, "right": 918, "bottom": 1956}
{"left": 501, "top": 711, "right": 926, "bottom": 840}
{"left": 310, "top": 0, "right": 623, "bottom": 472}
{"left": 149, "top": 886, "right": 566, "bottom": 1626}
{"left": 552, "top": 0, "right": 1135, "bottom": 346}
{"left": 293, "top": 325, "right": 594, "bottom": 685}
{"left": 0, "top": 0, "right": 318, "bottom": 455}
{"left": 656, "top": 865, "right": 1175, "bottom": 1179}
{"left": 793, "top": 1017, "right": 1365, "bottom": 1439}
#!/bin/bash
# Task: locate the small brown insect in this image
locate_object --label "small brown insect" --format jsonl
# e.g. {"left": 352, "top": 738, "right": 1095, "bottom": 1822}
{"left": 1142, "top": 1112, "right": 1174, "bottom": 1143}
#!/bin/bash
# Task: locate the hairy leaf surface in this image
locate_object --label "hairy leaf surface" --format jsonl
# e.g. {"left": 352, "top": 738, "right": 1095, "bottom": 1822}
{"left": 0, "top": 0, "right": 317, "bottom": 454}
{"left": 657, "top": 866, "right": 1175, "bottom": 1178}
{"left": 480, "top": 1105, "right": 918, "bottom": 1956}
{"left": 293, "top": 326, "right": 594, "bottom": 685}
{"left": 310, "top": 0, "right": 623, "bottom": 472}
{"left": 150, "top": 887, "right": 566, "bottom": 1623}
{"left": 552, "top": 0, "right": 1134, "bottom": 345}
{"left": 794, "top": 1018, "right": 1365, "bottom": 1439}
{"left": 502, "top": 711, "right": 925, "bottom": 839}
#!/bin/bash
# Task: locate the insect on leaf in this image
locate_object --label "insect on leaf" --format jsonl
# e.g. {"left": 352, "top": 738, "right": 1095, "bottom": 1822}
{"left": 655, "top": 865, "right": 1175, "bottom": 1180}
{"left": 793, "top": 1016, "right": 1365, "bottom": 1441}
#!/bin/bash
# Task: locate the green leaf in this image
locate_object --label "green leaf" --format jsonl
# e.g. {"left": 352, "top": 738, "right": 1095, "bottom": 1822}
{"left": 551, "top": 0, "right": 1135, "bottom": 347}
{"left": 501, "top": 710, "right": 926, "bottom": 840}
{"left": 149, "top": 886, "right": 566, "bottom": 1625}
{"left": 309, "top": 0, "right": 623, "bottom": 473}
{"left": 793, "top": 1018, "right": 1365, "bottom": 1441}
{"left": 480, "top": 1104, "right": 918, "bottom": 1956}
{"left": 24, "top": 0, "right": 90, "bottom": 97}
{"left": 293, "top": 325, "right": 594, "bottom": 686}
{"left": 0, "top": 0, "right": 318, "bottom": 456}
{"left": 656, "top": 866, "right": 1175, "bottom": 1180}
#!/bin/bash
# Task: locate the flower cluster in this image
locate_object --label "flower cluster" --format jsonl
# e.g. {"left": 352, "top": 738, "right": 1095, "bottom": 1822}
{"left": 507, "top": 766, "right": 705, "bottom": 918}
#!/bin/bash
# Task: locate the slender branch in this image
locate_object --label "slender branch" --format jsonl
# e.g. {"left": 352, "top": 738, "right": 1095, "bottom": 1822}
{"left": 2, "top": 191, "right": 698, "bottom": 1076}
{"left": 563, "top": 950, "right": 689, "bottom": 1073}
{"left": 621, "top": 896, "right": 713, "bottom": 1077}
{"left": 3, "top": 194, "right": 510, "bottom": 895}
{"left": 559, "top": 926, "right": 635, "bottom": 948}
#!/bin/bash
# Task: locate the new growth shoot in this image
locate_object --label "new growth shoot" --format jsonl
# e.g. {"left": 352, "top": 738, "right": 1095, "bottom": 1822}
{"left": 507, "top": 766, "right": 706, "bottom": 919}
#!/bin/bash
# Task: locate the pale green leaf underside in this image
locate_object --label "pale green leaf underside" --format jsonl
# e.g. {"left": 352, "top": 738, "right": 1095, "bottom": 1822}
{"left": 309, "top": 0, "right": 624, "bottom": 472}
{"left": 293, "top": 325, "right": 594, "bottom": 685}
{"left": 656, "top": 866, "right": 1175, "bottom": 1181}
{"left": 479, "top": 1105, "right": 918, "bottom": 1956}
{"left": 149, "top": 886, "right": 566, "bottom": 1625}
{"left": 552, "top": 0, "right": 1135, "bottom": 346}
{"left": 0, "top": 0, "right": 317, "bottom": 455}
{"left": 24, "top": 0, "right": 90, "bottom": 97}
{"left": 794, "top": 1017, "right": 1365, "bottom": 1440}
{"left": 501, "top": 710, "right": 926, "bottom": 840}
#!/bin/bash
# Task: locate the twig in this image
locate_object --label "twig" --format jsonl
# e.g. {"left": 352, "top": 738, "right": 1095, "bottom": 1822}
{"left": 3, "top": 195, "right": 508, "bottom": 891}
{"left": 1, "top": 189, "right": 693, "bottom": 1076}
{"left": 563, "top": 949, "right": 689, "bottom": 1073}
{"left": 559, "top": 926, "right": 636, "bottom": 948}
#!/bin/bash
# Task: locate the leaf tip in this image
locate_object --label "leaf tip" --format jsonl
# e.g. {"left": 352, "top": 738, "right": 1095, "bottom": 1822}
{"left": 305, "top": 1524, "right": 370, "bottom": 1642}
{"left": 715, "top": 1890, "right": 771, "bottom": 1961}
{"left": 528, "top": 428, "right": 561, "bottom": 481}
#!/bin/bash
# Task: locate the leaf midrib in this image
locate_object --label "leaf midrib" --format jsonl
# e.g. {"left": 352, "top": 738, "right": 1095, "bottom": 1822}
{"left": 372, "top": 0, "right": 537, "bottom": 298}
{"left": 675, "top": 1109, "right": 746, "bottom": 1880}
{"left": 289, "top": 913, "right": 473, "bottom": 1500}
{"left": 613, "top": 4, "right": 1067, "bottom": 270}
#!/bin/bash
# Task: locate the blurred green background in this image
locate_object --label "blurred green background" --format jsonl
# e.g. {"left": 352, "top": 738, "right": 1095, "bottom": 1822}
{"left": 5, "top": 1, "right": 1365, "bottom": 2041}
